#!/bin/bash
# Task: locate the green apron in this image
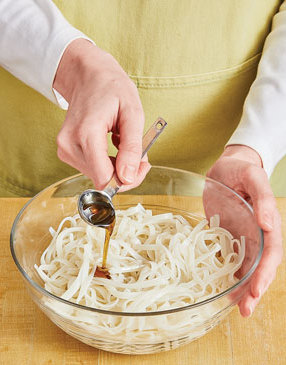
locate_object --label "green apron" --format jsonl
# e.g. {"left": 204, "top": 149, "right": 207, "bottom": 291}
{"left": 0, "top": 0, "right": 283, "bottom": 197}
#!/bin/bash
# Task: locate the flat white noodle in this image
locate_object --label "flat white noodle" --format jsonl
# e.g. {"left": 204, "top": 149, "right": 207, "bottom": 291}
{"left": 35, "top": 204, "right": 245, "bottom": 343}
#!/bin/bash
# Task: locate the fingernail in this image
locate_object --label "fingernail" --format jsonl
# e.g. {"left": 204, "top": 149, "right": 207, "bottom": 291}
{"left": 253, "top": 287, "right": 262, "bottom": 298}
{"left": 122, "top": 165, "right": 136, "bottom": 183}
{"left": 257, "top": 288, "right": 262, "bottom": 298}
{"left": 264, "top": 221, "right": 273, "bottom": 230}
{"left": 248, "top": 304, "right": 253, "bottom": 317}
{"left": 263, "top": 214, "right": 273, "bottom": 230}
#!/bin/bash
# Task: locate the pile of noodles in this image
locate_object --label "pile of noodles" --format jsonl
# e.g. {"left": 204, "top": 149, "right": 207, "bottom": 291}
{"left": 35, "top": 204, "right": 244, "bottom": 343}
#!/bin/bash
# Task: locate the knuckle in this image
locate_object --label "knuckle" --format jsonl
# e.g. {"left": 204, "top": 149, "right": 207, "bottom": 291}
{"left": 243, "top": 164, "right": 259, "bottom": 182}
{"left": 119, "top": 140, "right": 142, "bottom": 155}
{"left": 123, "top": 104, "right": 144, "bottom": 120}
{"left": 56, "top": 146, "right": 66, "bottom": 162}
{"left": 133, "top": 106, "right": 144, "bottom": 121}
{"left": 56, "top": 134, "right": 70, "bottom": 160}
{"left": 244, "top": 165, "right": 275, "bottom": 199}
{"left": 78, "top": 121, "right": 102, "bottom": 147}
{"left": 56, "top": 132, "right": 66, "bottom": 150}
{"left": 106, "top": 77, "right": 120, "bottom": 91}
{"left": 77, "top": 124, "right": 89, "bottom": 144}
{"left": 128, "top": 80, "right": 140, "bottom": 94}
{"left": 56, "top": 130, "right": 76, "bottom": 162}
{"left": 121, "top": 95, "right": 143, "bottom": 114}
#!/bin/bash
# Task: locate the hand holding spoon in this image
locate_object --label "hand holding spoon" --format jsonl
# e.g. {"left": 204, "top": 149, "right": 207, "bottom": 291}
{"left": 78, "top": 118, "right": 167, "bottom": 275}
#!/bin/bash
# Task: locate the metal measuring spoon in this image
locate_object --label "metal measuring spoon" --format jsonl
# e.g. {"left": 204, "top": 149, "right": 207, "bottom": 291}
{"left": 78, "top": 118, "right": 167, "bottom": 227}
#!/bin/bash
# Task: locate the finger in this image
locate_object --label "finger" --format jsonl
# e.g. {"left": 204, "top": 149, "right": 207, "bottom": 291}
{"left": 250, "top": 230, "right": 283, "bottom": 298}
{"left": 110, "top": 149, "right": 150, "bottom": 192}
{"left": 119, "top": 161, "right": 151, "bottom": 192}
{"left": 241, "top": 166, "right": 283, "bottom": 308}
{"left": 238, "top": 290, "right": 260, "bottom": 317}
{"left": 112, "top": 132, "right": 149, "bottom": 191}
{"left": 81, "top": 120, "right": 114, "bottom": 190}
{"left": 112, "top": 132, "right": 149, "bottom": 163}
{"left": 244, "top": 166, "right": 276, "bottom": 232}
{"left": 115, "top": 102, "right": 145, "bottom": 185}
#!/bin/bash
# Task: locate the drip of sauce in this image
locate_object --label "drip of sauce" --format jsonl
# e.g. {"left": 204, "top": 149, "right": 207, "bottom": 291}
{"left": 94, "top": 266, "right": 111, "bottom": 279}
{"left": 83, "top": 201, "right": 115, "bottom": 279}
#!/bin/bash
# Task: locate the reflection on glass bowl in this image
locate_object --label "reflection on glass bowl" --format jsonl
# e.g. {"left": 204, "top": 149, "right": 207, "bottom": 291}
{"left": 10, "top": 167, "right": 263, "bottom": 354}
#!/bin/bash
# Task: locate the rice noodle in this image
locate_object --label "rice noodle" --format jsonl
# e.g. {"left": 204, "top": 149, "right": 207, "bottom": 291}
{"left": 34, "top": 203, "right": 245, "bottom": 344}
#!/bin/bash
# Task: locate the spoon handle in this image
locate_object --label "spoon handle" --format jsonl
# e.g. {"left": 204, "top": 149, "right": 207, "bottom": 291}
{"left": 104, "top": 118, "right": 167, "bottom": 198}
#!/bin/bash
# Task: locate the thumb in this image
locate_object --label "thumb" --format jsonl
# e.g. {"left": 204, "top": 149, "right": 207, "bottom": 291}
{"left": 244, "top": 166, "right": 276, "bottom": 232}
{"left": 115, "top": 107, "right": 144, "bottom": 184}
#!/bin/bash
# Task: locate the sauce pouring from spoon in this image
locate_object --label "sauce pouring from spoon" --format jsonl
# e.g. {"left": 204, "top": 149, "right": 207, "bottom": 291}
{"left": 78, "top": 118, "right": 167, "bottom": 278}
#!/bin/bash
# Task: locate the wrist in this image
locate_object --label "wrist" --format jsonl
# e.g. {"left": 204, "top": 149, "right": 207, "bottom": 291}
{"left": 223, "top": 145, "right": 263, "bottom": 167}
{"left": 53, "top": 38, "right": 96, "bottom": 102}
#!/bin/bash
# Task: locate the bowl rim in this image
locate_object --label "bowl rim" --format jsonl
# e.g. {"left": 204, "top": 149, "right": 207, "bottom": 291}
{"left": 10, "top": 166, "right": 264, "bottom": 317}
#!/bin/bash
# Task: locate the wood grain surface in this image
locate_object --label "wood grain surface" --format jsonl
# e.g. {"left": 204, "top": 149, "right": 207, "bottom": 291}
{"left": 0, "top": 198, "right": 285, "bottom": 365}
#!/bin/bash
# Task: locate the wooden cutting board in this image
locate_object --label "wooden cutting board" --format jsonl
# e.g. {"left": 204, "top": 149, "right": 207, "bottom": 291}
{"left": 0, "top": 198, "right": 285, "bottom": 365}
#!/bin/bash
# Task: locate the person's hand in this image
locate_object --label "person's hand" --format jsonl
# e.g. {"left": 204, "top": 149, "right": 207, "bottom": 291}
{"left": 207, "top": 145, "right": 283, "bottom": 317}
{"left": 53, "top": 39, "right": 150, "bottom": 190}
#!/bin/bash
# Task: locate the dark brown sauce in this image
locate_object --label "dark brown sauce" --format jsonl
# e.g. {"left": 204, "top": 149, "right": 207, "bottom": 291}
{"left": 83, "top": 202, "right": 115, "bottom": 279}
{"left": 83, "top": 201, "right": 115, "bottom": 226}
{"left": 95, "top": 266, "right": 111, "bottom": 279}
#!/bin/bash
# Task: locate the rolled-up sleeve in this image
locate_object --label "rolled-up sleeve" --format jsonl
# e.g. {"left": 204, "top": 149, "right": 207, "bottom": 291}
{"left": 227, "top": 1, "right": 286, "bottom": 176}
{"left": 0, "top": 0, "right": 93, "bottom": 108}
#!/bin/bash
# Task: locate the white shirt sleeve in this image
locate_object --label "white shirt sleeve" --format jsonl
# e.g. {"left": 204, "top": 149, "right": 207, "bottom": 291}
{"left": 227, "top": 1, "right": 286, "bottom": 176}
{"left": 0, "top": 0, "right": 93, "bottom": 108}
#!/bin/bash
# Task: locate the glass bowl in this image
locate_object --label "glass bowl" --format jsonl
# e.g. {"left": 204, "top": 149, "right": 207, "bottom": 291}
{"left": 10, "top": 167, "right": 263, "bottom": 354}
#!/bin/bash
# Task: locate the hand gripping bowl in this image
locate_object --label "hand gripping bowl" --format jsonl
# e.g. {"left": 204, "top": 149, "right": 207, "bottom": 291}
{"left": 10, "top": 167, "right": 263, "bottom": 354}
